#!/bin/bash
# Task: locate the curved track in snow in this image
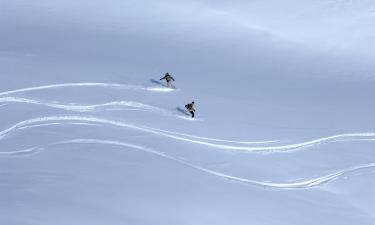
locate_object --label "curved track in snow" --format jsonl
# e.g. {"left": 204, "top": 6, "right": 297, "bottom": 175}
{"left": 36, "top": 138, "right": 375, "bottom": 189}
{"left": 0, "top": 82, "right": 174, "bottom": 97}
{"left": 0, "top": 96, "right": 169, "bottom": 113}
{"left": 144, "top": 126, "right": 280, "bottom": 145}
{"left": 0, "top": 96, "right": 203, "bottom": 120}
{"left": 0, "top": 147, "right": 40, "bottom": 156}
{"left": 1, "top": 116, "right": 375, "bottom": 153}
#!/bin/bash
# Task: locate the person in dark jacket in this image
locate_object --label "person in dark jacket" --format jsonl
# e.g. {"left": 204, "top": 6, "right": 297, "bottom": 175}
{"left": 160, "top": 72, "right": 175, "bottom": 88}
{"left": 185, "top": 101, "right": 195, "bottom": 118}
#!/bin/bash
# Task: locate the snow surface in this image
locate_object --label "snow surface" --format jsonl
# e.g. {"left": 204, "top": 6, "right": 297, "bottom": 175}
{"left": 1, "top": 0, "right": 375, "bottom": 224}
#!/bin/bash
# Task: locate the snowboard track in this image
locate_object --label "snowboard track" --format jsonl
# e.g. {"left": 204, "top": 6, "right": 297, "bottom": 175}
{"left": 0, "top": 82, "right": 174, "bottom": 97}
{"left": 0, "top": 96, "right": 169, "bottom": 113}
{"left": 20, "top": 138, "right": 375, "bottom": 190}
{"left": 1, "top": 82, "right": 375, "bottom": 190}
{"left": 1, "top": 116, "right": 375, "bottom": 153}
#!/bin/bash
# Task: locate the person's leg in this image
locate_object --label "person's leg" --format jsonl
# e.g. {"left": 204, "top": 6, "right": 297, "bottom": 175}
{"left": 167, "top": 81, "right": 171, "bottom": 88}
{"left": 190, "top": 111, "right": 195, "bottom": 118}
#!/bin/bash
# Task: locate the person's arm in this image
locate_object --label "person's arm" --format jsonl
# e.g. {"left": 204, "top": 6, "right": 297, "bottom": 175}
{"left": 160, "top": 76, "right": 165, "bottom": 80}
{"left": 171, "top": 77, "right": 175, "bottom": 81}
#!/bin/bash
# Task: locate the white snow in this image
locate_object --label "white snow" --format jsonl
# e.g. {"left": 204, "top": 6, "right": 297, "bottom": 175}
{"left": 1, "top": 0, "right": 375, "bottom": 225}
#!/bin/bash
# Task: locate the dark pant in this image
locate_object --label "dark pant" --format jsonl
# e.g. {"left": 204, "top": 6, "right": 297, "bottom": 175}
{"left": 189, "top": 111, "right": 195, "bottom": 118}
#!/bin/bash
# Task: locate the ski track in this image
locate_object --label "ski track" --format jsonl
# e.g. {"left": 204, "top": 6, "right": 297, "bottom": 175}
{"left": 44, "top": 138, "right": 375, "bottom": 189}
{"left": 0, "top": 83, "right": 277, "bottom": 144}
{"left": 0, "top": 82, "right": 174, "bottom": 97}
{"left": 0, "top": 147, "right": 40, "bottom": 156}
{"left": 176, "top": 115, "right": 205, "bottom": 121}
{"left": 144, "top": 126, "right": 280, "bottom": 145}
{"left": 17, "top": 122, "right": 101, "bottom": 130}
{"left": 0, "top": 97, "right": 198, "bottom": 120}
{"left": 1, "top": 116, "right": 375, "bottom": 153}
{"left": 0, "top": 96, "right": 169, "bottom": 113}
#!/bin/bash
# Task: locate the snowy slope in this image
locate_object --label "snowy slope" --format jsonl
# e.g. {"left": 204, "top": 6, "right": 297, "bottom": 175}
{"left": 1, "top": 1, "right": 375, "bottom": 225}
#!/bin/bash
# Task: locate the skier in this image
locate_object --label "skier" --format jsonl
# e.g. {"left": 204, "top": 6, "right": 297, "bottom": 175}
{"left": 185, "top": 101, "right": 195, "bottom": 118}
{"left": 160, "top": 72, "right": 175, "bottom": 88}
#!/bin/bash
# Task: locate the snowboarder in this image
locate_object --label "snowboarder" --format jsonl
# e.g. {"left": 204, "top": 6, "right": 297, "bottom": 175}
{"left": 160, "top": 72, "right": 175, "bottom": 88}
{"left": 185, "top": 101, "right": 195, "bottom": 118}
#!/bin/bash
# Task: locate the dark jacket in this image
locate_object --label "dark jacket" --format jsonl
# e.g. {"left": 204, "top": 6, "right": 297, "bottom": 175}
{"left": 185, "top": 103, "right": 195, "bottom": 112}
{"left": 160, "top": 74, "right": 175, "bottom": 82}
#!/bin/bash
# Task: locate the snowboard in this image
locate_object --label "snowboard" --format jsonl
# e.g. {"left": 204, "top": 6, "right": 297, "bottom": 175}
{"left": 176, "top": 107, "right": 191, "bottom": 116}
{"left": 150, "top": 79, "right": 176, "bottom": 89}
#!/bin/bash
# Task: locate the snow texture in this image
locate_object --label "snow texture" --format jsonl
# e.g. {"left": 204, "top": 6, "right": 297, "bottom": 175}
{"left": 1, "top": 0, "right": 375, "bottom": 224}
